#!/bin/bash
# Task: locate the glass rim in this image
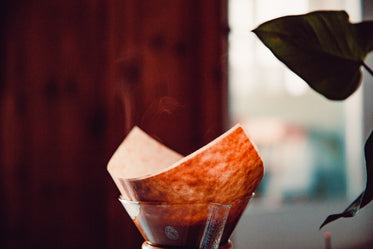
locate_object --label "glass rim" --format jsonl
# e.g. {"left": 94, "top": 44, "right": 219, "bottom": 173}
{"left": 118, "top": 192, "right": 254, "bottom": 206}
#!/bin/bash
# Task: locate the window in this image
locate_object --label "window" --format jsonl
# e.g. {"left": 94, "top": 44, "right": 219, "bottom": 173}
{"left": 229, "top": 0, "right": 363, "bottom": 203}
{"left": 229, "top": 1, "right": 372, "bottom": 248}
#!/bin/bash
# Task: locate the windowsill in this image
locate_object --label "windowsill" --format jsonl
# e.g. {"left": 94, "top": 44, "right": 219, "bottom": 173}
{"left": 232, "top": 197, "right": 373, "bottom": 249}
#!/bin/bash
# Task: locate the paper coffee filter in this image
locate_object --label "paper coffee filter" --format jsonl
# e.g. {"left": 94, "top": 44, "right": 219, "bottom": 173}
{"left": 107, "top": 126, "right": 183, "bottom": 199}
{"left": 108, "top": 124, "right": 264, "bottom": 204}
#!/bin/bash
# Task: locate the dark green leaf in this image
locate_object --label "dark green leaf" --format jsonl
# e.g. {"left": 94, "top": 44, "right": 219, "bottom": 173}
{"left": 320, "top": 131, "right": 373, "bottom": 229}
{"left": 252, "top": 11, "right": 373, "bottom": 100}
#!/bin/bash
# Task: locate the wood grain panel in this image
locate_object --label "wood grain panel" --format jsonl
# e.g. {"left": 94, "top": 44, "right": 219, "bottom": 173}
{"left": 0, "top": 1, "right": 227, "bottom": 249}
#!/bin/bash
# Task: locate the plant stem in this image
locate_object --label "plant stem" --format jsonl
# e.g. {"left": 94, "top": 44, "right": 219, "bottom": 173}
{"left": 363, "top": 62, "right": 373, "bottom": 77}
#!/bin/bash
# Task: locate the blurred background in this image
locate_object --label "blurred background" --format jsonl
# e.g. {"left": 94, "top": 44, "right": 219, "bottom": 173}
{"left": 0, "top": 0, "right": 372, "bottom": 249}
{"left": 229, "top": 1, "right": 373, "bottom": 249}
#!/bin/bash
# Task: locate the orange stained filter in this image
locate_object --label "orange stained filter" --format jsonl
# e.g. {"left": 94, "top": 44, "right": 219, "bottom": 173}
{"left": 108, "top": 124, "right": 264, "bottom": 204}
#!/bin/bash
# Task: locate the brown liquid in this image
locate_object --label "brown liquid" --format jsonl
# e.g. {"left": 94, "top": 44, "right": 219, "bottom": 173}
{"left": 141, "top": 240, "right": 233, "bottom": 249}
{"left": 135, "top": 215, "right": 237, "bottom": 249}
{"left": 131, "top": 197, "right": 249, "bottom": 248}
